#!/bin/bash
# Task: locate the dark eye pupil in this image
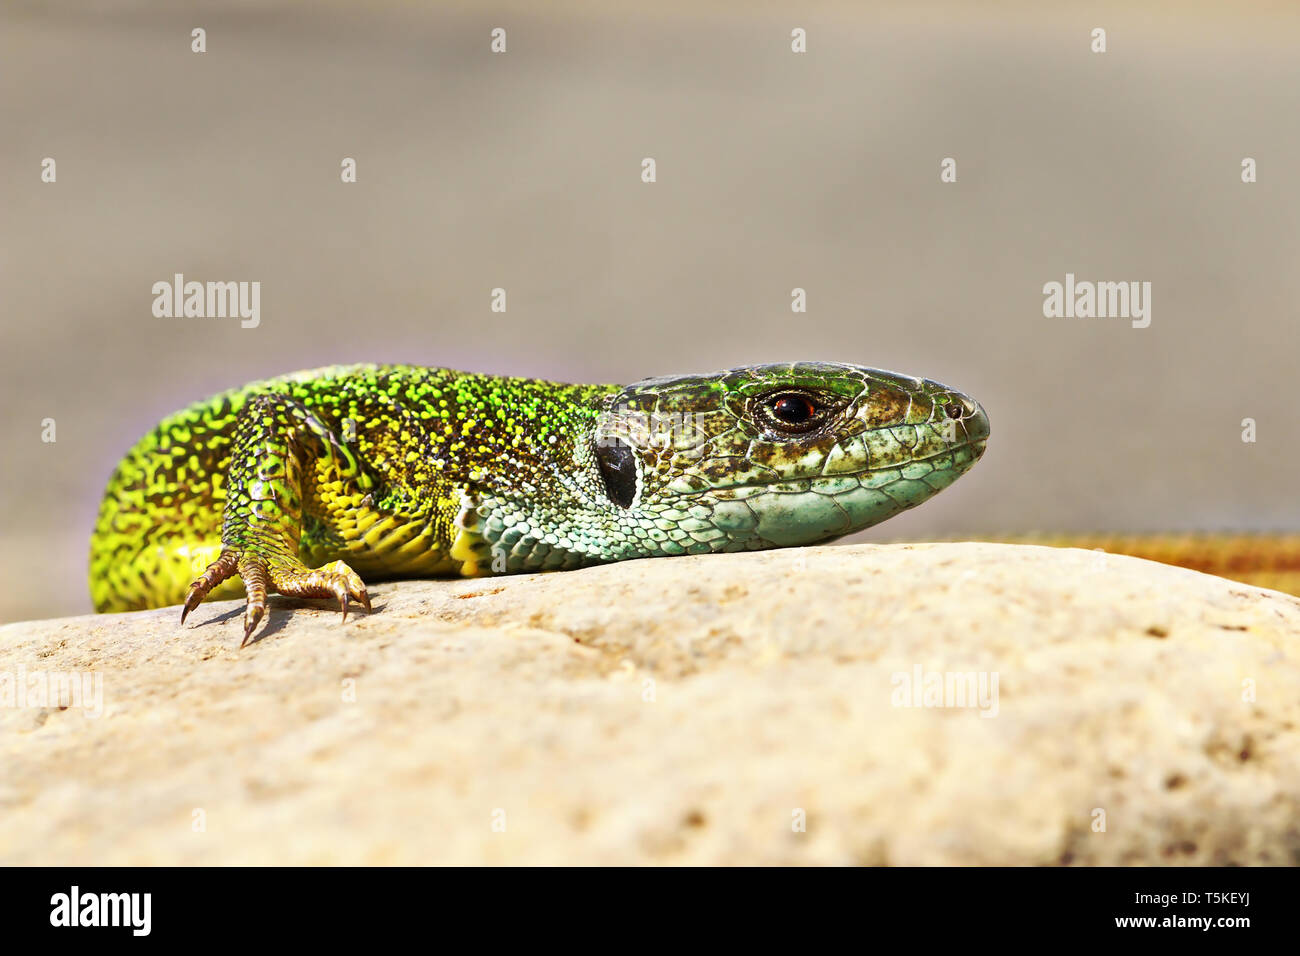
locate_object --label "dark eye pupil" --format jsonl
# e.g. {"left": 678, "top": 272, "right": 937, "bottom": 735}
{"left": 772, "top": 395, "right": 814, "bottom": 424}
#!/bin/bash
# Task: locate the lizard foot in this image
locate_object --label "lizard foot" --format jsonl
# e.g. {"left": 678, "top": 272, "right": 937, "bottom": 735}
{"left": 181, "top": 551, "right": 371, "bottom": 647}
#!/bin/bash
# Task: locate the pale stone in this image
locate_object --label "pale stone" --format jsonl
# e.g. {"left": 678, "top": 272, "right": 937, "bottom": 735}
{"left": 1, "top": 543, "right": 1297, "bottom": 865}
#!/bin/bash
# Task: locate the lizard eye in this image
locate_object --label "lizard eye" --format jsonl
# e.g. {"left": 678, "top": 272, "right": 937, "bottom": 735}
{"left": 771, "top": 394, "right": 815, "bottom": 424}
{"left": 757, "top": 391, "right": 826, "bottom": 435}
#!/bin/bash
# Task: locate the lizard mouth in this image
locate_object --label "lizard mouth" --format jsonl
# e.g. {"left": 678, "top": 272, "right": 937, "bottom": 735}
{"left": 828, "top": 434, "right": 989, "bottom": 480}
{"left": 837, "top": 433, "right": 988, "bottom": 481}
{"left": 700, "top": 434, "right": 989, "bottom": 498}
{"left": 680, "top": 432, "right": 989, "bottom": 547}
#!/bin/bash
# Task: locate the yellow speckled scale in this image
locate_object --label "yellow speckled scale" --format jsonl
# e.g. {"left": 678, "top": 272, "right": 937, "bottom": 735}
{"left": 91, "top": 365, "right": 610, "bottom": 626}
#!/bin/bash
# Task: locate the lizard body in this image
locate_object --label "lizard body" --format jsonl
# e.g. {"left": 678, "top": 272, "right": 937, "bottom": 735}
{"left": 90, "top": 362, "right": 990, "bottom": 643}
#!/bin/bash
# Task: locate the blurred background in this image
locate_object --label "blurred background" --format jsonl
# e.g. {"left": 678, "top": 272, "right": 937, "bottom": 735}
{"left": 2, "top": 0, "right": 1298, "bottom": 622}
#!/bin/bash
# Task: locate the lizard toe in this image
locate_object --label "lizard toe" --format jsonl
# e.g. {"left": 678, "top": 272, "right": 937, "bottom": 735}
{"left": 270, "top": 559, "right": 371, "bottom": 625}
{"left": 180, "top": 550, "right": 240, "bottom": 625}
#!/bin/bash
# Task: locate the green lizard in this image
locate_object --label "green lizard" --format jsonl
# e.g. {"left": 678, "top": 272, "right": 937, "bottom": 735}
{"left": 89, "top": 362, "right": 990, "bottom": 644}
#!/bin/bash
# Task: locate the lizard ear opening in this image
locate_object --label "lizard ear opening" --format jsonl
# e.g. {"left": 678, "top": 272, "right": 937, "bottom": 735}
{"left": 594, "top": 438, "right": 638, "bottom": 509}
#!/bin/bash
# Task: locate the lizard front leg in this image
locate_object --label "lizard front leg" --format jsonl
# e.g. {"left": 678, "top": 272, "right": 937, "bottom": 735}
{"left": 180, "top": 392, "right": 370, "bottom": 646}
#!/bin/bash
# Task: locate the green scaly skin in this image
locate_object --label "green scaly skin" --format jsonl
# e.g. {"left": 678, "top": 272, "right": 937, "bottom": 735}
{"left": 89, "top": 363, "right": 990, "bottom": 644}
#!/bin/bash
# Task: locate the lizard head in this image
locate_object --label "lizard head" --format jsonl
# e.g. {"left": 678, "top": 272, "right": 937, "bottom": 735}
{"left": 587, "top": 362, "right": 989, "bottom": 554}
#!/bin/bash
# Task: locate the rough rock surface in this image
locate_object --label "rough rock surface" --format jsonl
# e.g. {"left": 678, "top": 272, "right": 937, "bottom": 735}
{"left": 2, "top": 542, "right": 1298, "bottom": 865}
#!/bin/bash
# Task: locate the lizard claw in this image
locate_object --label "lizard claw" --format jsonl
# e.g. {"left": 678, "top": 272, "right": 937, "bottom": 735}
{"left": 179, "top": 587, "right": 202, "bottom": 626}
{"left": 269, "top": 559, "right": 371, "bottom": 630}
{"left": 180, "top": 551, "right": 240, "bottom": 625}
{"left": 241, "top": 603, "right": 266, "bottom": 648}
{"left": 338, "top": 573, "right": 371, "bottom": 623}
{"left": 179, "top": 551, "right": 369, "bottom": 647}
{"left": 238, "top": 559, "right": 271, "bottom": 647}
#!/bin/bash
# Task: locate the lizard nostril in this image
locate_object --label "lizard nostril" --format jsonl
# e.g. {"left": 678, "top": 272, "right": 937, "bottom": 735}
{"left": 944, "top": 401, "right": 965, "bottom": 420}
